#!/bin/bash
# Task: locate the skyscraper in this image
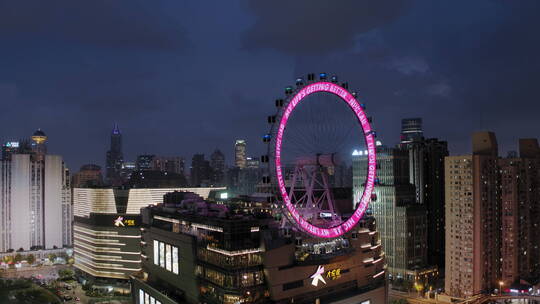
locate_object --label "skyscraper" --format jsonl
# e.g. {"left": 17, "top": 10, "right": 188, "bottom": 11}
{"left": 152, "top": 156, "right": 185, "bottom": 175}
{"left": 400, "top": 119, "right": 449, "bottom": 270}
{"left": 499, "top": 139, "right": 540, "bottom": 286}
{"left": 445, "top": 132, "right": 500, "bottom": 299}
{"left": 0, "top": 129, "right": 72, "bottom": 252}
{"left": 353, "top": 146, "right": 429, "bottom": 281}
{"left": 190, "top": 154, "right": 211, "bottom": 187}
{"left": 136, "top": 154, "right": 155, "bottom": 171}
{"left": 106, "top": 123, "right": 124, "bottom": 186}
{"left": 235, "top": 139, "right": 247, "bottom": 169}
{"left": 210, "top": 149, "right": 225, "bottom": 186}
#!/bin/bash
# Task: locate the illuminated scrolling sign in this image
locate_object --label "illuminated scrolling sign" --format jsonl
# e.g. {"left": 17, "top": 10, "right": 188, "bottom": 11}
{"left": 275, "top": 81, "right": 377, "bottom": 238}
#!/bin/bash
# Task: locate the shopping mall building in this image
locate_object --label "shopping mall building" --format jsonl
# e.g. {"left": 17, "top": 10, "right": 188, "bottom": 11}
{"left": 131, "top": 191, "right": 386, "bottom": 304}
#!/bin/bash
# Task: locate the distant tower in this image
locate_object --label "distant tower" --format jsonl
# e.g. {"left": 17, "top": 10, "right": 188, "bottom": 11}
{"left": 190, "top": 154, "right": 210, "bottom": 187}
{"left": 105, "top": 123, "right": 124, "bottom": 186}
{"left": 31, "top": 129, "right": 47, "bottom": 161}
{"left": 235, "top": 140, "right": 247, "bottom": 169}
{"left": 210, "top": 149, "right": 225, "bottom": 186}
{"left": 400, "top": 118, "right": 423, "bottom": 145}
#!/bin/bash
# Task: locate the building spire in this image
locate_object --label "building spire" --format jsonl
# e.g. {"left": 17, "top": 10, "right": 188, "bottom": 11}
{"left": 112, "top": 122, "right": 121, "bottom": 135}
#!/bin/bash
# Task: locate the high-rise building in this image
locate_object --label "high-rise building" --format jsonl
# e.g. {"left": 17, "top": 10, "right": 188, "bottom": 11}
{"left": 120, "top": 161, "right": 136, "bottom": 182}
{"left": 400, "top": 118, "right": 423, "bottom": 145}
{"left": 136, "top": 154, "right": 155, "bottom": 171}
{"left": 106, "top": 123, "right": 124, "bottom": 186}
{"left": 353, "top": 146, "right": 430, "bottom": 281}
{"left": 72, "top": 164, "right": 103, "bottom": 188}
{"left": 152, "top": 156, "right": 185, "bottom": 175}
{"left": 0, "top": 130, "right": 71, "bottom": 252}
{"left": 499, "top": 139, "right": 540, "bottom": 286}
{"left": 235, "top": 139, "right": 247, "bottom": 169}
{"left": 210, "top": 149, "right": 225, "bottom": 186}
{"left": 190, "top": 154, "right": 211, "bottom": 187}
{"left": 445, "top": 132, "right": 501, "bottom": 299}
{"left": 400, "top": 118, "right": 449, "bottom": 271}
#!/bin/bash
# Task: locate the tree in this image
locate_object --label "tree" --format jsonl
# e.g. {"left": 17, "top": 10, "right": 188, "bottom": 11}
{"left": 48, "top": 253, "right": 57, "bottom": 262}
{"left": 14, "top": 253, "right": 23, "bottom": 263}
{"left": 3, "top": 255, "right": 13, "bottom": 264}
{"left": 58, "top": 268, "right": 75, "bottom": 280}
{"left": 26, "top": 254, "right": 36, "bottom": 265}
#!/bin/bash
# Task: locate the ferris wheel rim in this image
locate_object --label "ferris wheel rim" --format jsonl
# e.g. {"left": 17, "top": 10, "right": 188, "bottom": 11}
{"left": 270, "top": 80, "right": 377, "bottom": 238}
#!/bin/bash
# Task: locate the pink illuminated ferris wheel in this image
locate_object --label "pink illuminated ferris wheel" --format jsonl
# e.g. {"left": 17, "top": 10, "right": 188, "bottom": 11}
{"left": 263, "top": 73, "right": 377, "bottom": 238}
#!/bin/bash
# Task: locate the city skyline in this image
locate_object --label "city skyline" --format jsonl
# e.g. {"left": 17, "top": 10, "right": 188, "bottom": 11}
{"left": 1, "top": 1, "right": 539, "bottom": 171}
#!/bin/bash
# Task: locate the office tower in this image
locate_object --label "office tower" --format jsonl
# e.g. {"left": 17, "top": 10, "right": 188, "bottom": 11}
{"left": 353, "top": 146, "right": 430, "bottom": 281}
{"left": 445, "top": 132, "right": 500, "bottom": 299}
{"left": 210, "top": 149, "right": 225, "bottom": 186}
{"left": 0, "top": 130, "right": 71, "bottom": 252}
{"left": 152, "top": 156, "right": 185, "bottom": 175}
{"left": 126, "top": 170, "right": 188, "bottom": 188}
{"left": 400, "top": 118, "right": 423, "bottom": 145}
{"left": 132, "top": 192, "right": 386, "bottom": 304}
{"left": 235, "top": 139, "right": 247, "bottom": 169}
{"left": 399, "top": 118, "right": 449, "bottom": 271}
{"left": 73, "top": 187, "right": 224, "bottom": 283}
{"left": 499, "top": 139, "right": 540, "bottom": 286}
{"left": 106, "top": 123, "right": 124, "bottom": 186}
{"left": 72, "top": 164, "right": 103, "bottom": 187}
{"left": 136, "top": 154, "right": 155, "bottom": 171}
{"left": 120, "top": 161, "right": 136, "bottom": 182}
{"left": 190, "top": 154, "right": 211, "bottom": 187}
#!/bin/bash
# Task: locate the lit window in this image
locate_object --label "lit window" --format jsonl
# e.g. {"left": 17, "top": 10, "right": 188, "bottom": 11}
{"left": 153, "top": 240, "right": 159, "bottom": 265}
{"left": 166, "top": 244, "right": 172, "bottom": 271}
{"left": 159, "top": 242, "right": 165, "bottom": 268}
{"left": 172, "top": 246, "right": 179, "bottom": 274}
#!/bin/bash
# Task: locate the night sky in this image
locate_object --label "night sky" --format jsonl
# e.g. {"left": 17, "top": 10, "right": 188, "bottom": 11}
{"left": 0, "top": 1, "right": 539, "bottom": 171}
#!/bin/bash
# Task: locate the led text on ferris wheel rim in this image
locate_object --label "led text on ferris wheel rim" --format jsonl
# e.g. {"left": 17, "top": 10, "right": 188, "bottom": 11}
{"left": 274, "top": 81, "right": 376, "bottom": 238}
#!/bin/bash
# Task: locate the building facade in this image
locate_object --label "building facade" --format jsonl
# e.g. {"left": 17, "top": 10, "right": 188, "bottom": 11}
{"left": 499, "top": 139, "right": 540, "bottom": 286}
{"left": 132, "top": 192, "right": 386, "bottom": 304}
{"left": 73, "top": 187, "right": 225, "bottom": 282}
{"left": 0, "top": 130, "right": 71, "bottom": 252}
{"left": 74, "top": 213, "right": 141, "bottom": 279}
{"left": 235, "top": 140, "right": 247, "bottom": 169}
{"left": 353, "top": 146, "right": 429, "bottom": 280}
{"left": 210, "top": 149, "right": 225, "bottom": 186}
{"left": 72, "top": 164, "right": 103, "bottom": 188}
{"left": 444, "top": 132, "right": 501, "bottom": 298}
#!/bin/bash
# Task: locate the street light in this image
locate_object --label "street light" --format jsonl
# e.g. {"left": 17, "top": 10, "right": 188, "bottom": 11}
{"left": 499, "top": 281, "right": 504, "bottom": 295}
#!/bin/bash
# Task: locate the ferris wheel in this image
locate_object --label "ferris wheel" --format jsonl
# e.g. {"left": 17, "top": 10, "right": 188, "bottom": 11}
{"left": 262, "top": 73, "right": 377, "bottom": 239}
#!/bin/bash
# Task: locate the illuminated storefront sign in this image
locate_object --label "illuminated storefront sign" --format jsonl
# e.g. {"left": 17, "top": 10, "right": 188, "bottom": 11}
{"left": 326, "top": 268, "right": 341, "bottom": 280}
{"left": 114, "top": 216, "right": 136, "bottom": 227}
{"left": 310, "top": 265, "right": 326, "bottom": 286}
{"left": 311, "top": 265, "right": 342, "bottom": 286}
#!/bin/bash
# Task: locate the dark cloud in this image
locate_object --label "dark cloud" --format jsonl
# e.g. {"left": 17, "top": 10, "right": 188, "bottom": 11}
{"left": 0, "top": 0, "right": 188, "bottom": 50}
{"left": 242, "top": 0, "right": 411, "bottom": 55}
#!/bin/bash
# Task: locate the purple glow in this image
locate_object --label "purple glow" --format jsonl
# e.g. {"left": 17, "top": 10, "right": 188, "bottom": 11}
{"left": 275, "top": 81, "right": 377, "bottom": 238}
